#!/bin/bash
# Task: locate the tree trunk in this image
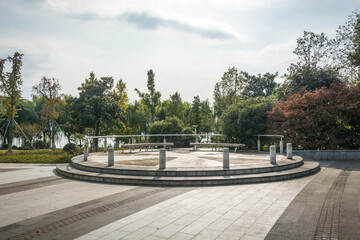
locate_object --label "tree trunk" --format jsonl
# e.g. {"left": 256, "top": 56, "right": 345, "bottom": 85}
{"left": 51, "top": 120, "right": 56, "bottom": 150}
{"left": 94, "top": 122, "right": 100, "bottom": 152}
{"left": 8, "top": 119, "right": 13, "bottom": 153}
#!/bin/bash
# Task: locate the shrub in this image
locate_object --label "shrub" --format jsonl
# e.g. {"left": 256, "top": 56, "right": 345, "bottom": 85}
{"left": 63, "top": 143, "right": 76, "bottom": 151}
{"left": 33, "top": 140, "right": 47, "bottom": 149}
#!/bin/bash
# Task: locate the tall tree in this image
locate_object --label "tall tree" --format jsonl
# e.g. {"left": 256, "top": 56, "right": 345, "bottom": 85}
{"left": 32, "top": 77, "right": 62, "bottom": 150}
{"left": 0, "top": 52, "right": 24, "bottom": 152}
{"left": 348, "top": 17, "right": 360, "bottom": 68}
{"left": 72, "top": 72, "right": 122, "bottom": 151}
{"left": 135, "top": 70, "right": 161, "bottom": 121}
{"left": 331, "top": 10, "right": 360, "bottom": 83}
{"left": 214, "top": 67, "right": 277, "bottom": 117}
{"left": 281, "top": 31, "right": 341, "bottom": 96}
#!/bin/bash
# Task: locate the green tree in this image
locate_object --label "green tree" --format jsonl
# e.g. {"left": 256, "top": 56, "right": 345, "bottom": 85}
{"left": 348, "top": 17, "right": 360, "bottom": 68}
{"left": 214, "top": 67, "right": 277, "bottom": 117}
{"left": 32, "top": 77, "right": 63, "bottom": 150}
{"left": 331, "top": 10, "right": 360, "bottom": 83}
{"left": 135, "top": 70, "right": 161, "bottom": 121}
{"left": 127, "top": 100, "right": 151, "bottom": 134}
{"left": 0, "top": 52, "right": 24, "bottom": 152}
{"left": 281, "top": 31, "right": 341, "bottom": 97}
{"left": 72, "top": 72, "right": 123, "bottom": 151}
{"left": 220, "top": 97, "right": 274, "bottom": 148}
{"left": 190, "top": 96, "right": 201, "bottom": 127}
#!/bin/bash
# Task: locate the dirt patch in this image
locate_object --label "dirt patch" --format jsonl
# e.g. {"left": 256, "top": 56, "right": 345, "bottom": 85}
{"left": 115, "top": 157, "right": 177, "bottom": 166}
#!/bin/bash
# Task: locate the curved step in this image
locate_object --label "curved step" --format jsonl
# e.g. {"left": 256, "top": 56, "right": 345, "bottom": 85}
{"left": 70, "top": 155, "right": 304, "bottom": 177}
{"left": 56, "top": 161, "right": 320, "bottom": 186}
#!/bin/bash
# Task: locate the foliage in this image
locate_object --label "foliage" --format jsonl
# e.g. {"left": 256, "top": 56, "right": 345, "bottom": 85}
{"left": 33, "top": 140, "right": 47, "bottom": 149}
{"left": 214, "top": 67, "right": 277, "bottom": 116}
{"left": 149, "top": 117, "right": 192, "bottom": 147}
{"left": 281, "top": 65, "right": 341, "bottom": 97}
{"left": 127, "top": 100, "right": 151, "bottom": 134}
{"left": 0, "top": 149, "right": 73, "bottom": 163}
{"left": 267, "top": 83, "right": 360, "bottom": 150}
{"left": 220, "top": 97, "right": 274, "bottom": 148}
{"left": 71, "top": 72, "right": 126, "bottom": 151}
{"left": 135, "top": 70, "right": 161, "bottom": 120}
{"left": 63, "top": 143, "right": 76, "bottom": 151}
{"left": 0, "top": 52, "right": 24, "bottom": 152}
{"left": 348, "top": 17, "right": 360, "bottom": 68}
{"left": 32, "top": 76, "right": 63, "bottom": 150}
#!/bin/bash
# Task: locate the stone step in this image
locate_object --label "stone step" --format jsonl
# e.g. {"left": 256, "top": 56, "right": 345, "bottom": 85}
{"left": 70, "top": 156, "right": 304, "bottom": 177}
{"left": 56, "top": 161, "right": 320, "bottom": 186}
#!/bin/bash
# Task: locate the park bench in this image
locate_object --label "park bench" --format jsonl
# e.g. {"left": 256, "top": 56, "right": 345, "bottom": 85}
{"left": 122, "top": 143, "right": 174, "bottom": 153}
{"left": 190, "top": 142, "right": 245, "bottom": 152}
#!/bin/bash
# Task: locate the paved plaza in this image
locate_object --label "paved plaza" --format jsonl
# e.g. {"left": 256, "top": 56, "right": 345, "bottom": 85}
{"left": 0, "top": 157, "right": 359, "bottom": 239}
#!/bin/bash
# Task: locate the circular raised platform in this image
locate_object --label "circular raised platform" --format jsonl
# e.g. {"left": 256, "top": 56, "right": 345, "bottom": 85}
{"left": 56, "top": 149, "right": 320, "bottom": 186}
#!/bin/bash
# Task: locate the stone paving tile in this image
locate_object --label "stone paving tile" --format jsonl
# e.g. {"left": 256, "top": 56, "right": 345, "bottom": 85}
{"left": 151, "top": 223, "right": 185, "bottom": 238}
{"left": 233, "top": 216, "right": 258, "bottom": 228}
{"left": 245, "top": 222, "right": 273, "bottom": 238}
{"left": 193, "top": 228, "right": 222, "bottom": 240}
{"left": 220, "top": 209, "right": 245, "bottom": 221}
{"left": 120, "top": 218, "right": 152, "bottom": 232}
{"left": 240, "top": 234, "right": 264, "bottom": 240}
{"left": 207, "top": 218, "right": 233, "bottom": 232}
{"left": 121, "top": 226, "right": 158, "bottom": 240}
{"left": 217, "top": 225, "right": 247, "bottom": 240}
{"left": 98, "top": 229, "right": 130, "bottom": 240}
{"left": 169, "top": 232, "right": 195, "bottom": 240}
{"left": 172, "top": 213, "right": 200, "bottom": 226}
{"left": 179, "top": 220, "right": 211, "bottom": 235}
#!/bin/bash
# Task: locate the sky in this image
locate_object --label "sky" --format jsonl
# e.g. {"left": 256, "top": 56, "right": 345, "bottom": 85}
{"left": 0, "top": 0, "right": 358, "bottom": 103}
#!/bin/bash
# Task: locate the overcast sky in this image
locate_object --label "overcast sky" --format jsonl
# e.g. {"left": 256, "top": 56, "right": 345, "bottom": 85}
{"left": 0, "top": 0, "right": 358, "bottom": 103}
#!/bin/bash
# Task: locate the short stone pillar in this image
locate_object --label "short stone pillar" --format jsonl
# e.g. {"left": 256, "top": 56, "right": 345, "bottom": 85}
{"left": 159, "top": 148, "right": 166, "bottom": 169}
{"left": 287, "top": 143, "right": 293, "bottom": 159}
{"left": 223, "top": 148, "right": 230, "bottom": 169}
{"left": 104, "top": 138, "right": 107, "bottom": 153}
{"left": 257, "top": 139, "right": 261, "bottom": 151}
{"left": 280, "top": 140, "right": 284, "bottom": 154}
{"left": 84, "top": 143, "right": 88, "bottom": 161}
{"left": 270, "top": 145, "right": 276, "bottom": 164}
{"left": 108, "top": 147, "right": 114, "bottom": 166}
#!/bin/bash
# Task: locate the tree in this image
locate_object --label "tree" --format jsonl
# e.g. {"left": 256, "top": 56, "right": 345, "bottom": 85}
{"left": 0, "top": 52, "right": 24, "bottom": 152}
{"left": 267, "top": 83, "right": 360, "bottom": 149}
{"left": 214, "top": 67, "right": 277, "bottom": 117}
{"left": 32, "top": 77, "right": 63, "bottom": 150}
{"left": 294, "top": 31, "right": 330, "bottom": 68}
{"left": 135, "top": 70, "right": 161, "bottom": 121}
{"left": 348, "top": 17, "right": 360, "bottom": 68}
{"left": 72, "top": 72, "right": 123, "bottom": 151}
{"left": 190, "top": 96, "right": 201, "bottom": 127}
{"left": 220, "top": 97, "right": 274, "bottom": 148}
{"left": 331, "top": 10, "right": 360, "bottom": 83}
{"left": 199, "top": 100, "right": 214, "bottom": 133}
{"left": 281, "top": 31, "right": 341, "bottom": 96}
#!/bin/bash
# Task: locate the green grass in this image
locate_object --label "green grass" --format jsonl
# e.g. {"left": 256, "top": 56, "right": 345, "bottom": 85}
{"left": 0, "top": 149, "right": 80, "bottom": 164}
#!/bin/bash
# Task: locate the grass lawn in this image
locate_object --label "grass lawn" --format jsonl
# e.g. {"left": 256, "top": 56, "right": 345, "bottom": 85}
{"left": 0, "top": 149, "right": 79, "bottom": 164}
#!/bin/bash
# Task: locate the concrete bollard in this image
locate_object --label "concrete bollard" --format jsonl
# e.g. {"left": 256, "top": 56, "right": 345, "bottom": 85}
{"left": 84, "top": 144, "right": 88, "bottom": 161}
{"left": 159, "top": 148, "right": 166, "bottom": 169}
{"left": 280, "top": 140, "right": 284, "bottom": 154}
{"left": 223, "top": 148, "right": 230, "bottom": 169}
{"left": 287, "top": 143, "right": 293, "bottom": 159}
{"left": 270, "top": 145, "right": 276, "bottom": 164}
{"left": 108, "top": 147, "right": 114, "bottom": 166}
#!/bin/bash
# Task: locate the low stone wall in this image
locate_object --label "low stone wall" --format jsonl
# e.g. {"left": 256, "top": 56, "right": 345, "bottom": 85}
{"left": 293, "top": 150, "right": 360, "bottom": 161}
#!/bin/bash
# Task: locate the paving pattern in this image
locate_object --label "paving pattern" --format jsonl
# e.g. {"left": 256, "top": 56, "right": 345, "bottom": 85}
{"left": 0, "top": 159, "right": 359, "bottom": 239}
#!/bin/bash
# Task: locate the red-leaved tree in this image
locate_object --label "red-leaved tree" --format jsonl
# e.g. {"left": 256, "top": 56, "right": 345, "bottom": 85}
{"left": 267, "top": 83, "right": 360, "bottom": 150}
